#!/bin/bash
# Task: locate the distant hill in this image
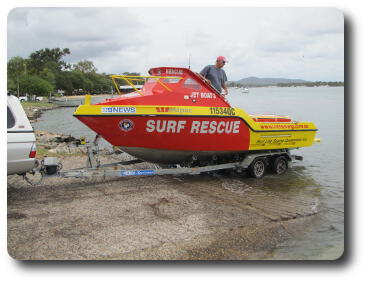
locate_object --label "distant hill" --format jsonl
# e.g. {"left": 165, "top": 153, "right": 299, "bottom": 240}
{"left": 234, "top": 77, "right": 309, "bottom": 86}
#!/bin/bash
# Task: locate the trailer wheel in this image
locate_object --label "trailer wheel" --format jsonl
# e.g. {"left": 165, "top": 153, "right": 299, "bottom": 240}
{"left": 249, "top": 157, "right": 266, "bottom": 178}
{"left": 272, "top": 156, "right": 288, "bottom": 175}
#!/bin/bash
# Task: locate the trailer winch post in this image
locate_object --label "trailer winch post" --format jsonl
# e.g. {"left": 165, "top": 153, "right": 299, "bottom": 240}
{"left": 86, "top": 134, "right": 102, "bottom": 169}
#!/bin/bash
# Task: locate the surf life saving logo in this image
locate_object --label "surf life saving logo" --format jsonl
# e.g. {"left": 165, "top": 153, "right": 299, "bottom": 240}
{"left": 156, "top": 107, "right": 192, "bottom": 113}
{"left": 119, "top": 119, "right": 134, "bottom": 132}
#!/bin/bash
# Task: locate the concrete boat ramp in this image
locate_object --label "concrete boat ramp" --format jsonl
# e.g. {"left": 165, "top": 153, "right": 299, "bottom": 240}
{"left": 7, "top": 155, "right": 320, "bottom": 260}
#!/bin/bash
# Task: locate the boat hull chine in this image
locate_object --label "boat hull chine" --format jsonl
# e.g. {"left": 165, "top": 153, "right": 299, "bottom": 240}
{"left": 118, "top": 146, "right": 247, "bottom": 164}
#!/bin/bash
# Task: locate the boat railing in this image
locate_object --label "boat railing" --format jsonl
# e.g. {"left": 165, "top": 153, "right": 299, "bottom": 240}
{"left": 110, "top": 75, "right": 183, "bottom": 96}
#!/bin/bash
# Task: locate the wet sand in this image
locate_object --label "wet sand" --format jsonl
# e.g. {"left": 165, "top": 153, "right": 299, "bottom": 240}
{"left": 7, "top": 154, "right": 319, "bottom": 260}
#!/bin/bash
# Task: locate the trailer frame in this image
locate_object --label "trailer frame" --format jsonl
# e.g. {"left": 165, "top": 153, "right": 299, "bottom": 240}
{"left": 33, "top": 139, "right": 302, "bottom": 183}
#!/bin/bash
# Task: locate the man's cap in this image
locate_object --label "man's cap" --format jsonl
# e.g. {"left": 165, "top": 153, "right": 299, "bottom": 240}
{"left": 217, "top": 56, "right": 228, "bottom": 63}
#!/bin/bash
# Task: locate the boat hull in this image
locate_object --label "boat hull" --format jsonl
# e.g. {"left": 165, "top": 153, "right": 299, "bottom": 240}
{"left": 75, "top": 106, "right": 317, "bottom": 164}
{"left": 76, "top": 115, "right": 251, "bottom": 152}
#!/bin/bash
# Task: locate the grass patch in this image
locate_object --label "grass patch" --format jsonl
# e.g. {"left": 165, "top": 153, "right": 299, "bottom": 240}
{"left": 21, "top": 101, "right": 58, "bottom": 108}
{"left": 35, "top": 147, "right": 57, "bottom": 158}
{"left": 36, "top": 146, "right": 86, "bottom": 159}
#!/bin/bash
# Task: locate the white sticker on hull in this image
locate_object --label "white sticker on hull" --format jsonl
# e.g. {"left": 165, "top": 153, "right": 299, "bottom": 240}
{"left": 102, "top": 107, "right": 136, "bottom": 114}
{"left": 146, "top": 120, "right": 241, "bottom": 134}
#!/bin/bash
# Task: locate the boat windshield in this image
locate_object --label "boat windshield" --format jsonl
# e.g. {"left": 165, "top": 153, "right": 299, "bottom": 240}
{"left": 183, "top": 78, "right": 201, "bottom": 90}
{"left": 110, "top": 74, "right": 183, "bottom": 96}
{"left": 163, "top": 78, "right": 181, "bottom": 83}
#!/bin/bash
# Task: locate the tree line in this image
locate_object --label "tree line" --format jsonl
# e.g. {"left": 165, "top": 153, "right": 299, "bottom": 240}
{"left": 277, "top": 81, "right": 344, "bottom": 87}
{"left": 7, "top": 47, "right": 140, "bottom": 97}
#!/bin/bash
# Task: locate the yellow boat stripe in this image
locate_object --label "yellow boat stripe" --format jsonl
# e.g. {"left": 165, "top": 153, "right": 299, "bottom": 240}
{"left": 74, "top": 104, "right": 317, "bottom": 132}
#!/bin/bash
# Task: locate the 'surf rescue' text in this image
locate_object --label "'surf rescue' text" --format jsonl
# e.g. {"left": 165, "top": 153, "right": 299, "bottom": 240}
{"left": 146, "top": 120, "right": 241, "bottom": 134}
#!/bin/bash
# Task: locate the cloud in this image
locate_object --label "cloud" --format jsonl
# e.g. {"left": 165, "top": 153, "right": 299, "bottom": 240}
{"left": 8, "top": 8, "right": 145, "bottom": 64}
{"left": 7, "top": 7, "right": 344, "bottom": 81}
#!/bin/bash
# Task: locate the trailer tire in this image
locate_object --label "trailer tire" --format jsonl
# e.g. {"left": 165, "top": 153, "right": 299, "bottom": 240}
{"left": 272, "top": 156, "right": 288, "bottom": 175}
{"left": 249, "top": 157, "right": 266, "bottom": 178}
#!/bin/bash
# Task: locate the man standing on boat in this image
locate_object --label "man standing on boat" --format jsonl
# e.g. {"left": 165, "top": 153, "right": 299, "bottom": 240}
{"left": 198, "top": 56, "right": 228, "bottom": 97}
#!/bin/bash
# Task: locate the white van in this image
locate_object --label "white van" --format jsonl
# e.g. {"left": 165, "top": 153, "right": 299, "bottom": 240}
{"left": 7, "top": 94, "right": 37, "bottom": 175}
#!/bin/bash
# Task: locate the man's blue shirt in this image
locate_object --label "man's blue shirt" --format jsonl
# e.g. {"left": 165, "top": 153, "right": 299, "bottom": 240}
{"left": 200, "top": 65, "right": 227, "bottom": 93}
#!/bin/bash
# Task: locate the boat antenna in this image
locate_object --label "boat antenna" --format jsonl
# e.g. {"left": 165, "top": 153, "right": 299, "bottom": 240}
{"left": 188, "top": 54, "right": 191, "bottom": 69}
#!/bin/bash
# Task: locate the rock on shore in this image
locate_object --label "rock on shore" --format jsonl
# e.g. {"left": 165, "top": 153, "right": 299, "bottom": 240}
{"left": 24, "top": 105, "right": 58, "bottom": 122}
{"left": 34, "top": 130, "right": 119, "bottom": 157}
{"left": 35, "top": 130, "right": 93, "bottom": 156}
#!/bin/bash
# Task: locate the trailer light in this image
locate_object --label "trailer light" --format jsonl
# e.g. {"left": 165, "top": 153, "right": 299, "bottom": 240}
{"left": 29, "top": 143, "right": 37, "bottom": 158}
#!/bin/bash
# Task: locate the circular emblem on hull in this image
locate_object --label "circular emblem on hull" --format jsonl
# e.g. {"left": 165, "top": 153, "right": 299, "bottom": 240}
{"left": 119, "top": 119, "right": 134, "bottom": 132}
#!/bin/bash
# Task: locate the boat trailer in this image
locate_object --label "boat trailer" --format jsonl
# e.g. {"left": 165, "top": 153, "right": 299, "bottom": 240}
{"left": 27, "top": 137, "right": 303, "bottom": 185}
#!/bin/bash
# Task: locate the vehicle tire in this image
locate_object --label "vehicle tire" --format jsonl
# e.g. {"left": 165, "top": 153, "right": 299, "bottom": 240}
{"left": 36, "top": 99, "right": 40, "bottom": 102}
{"left": 249, "top": 157, "right": 266, "bottom": 178}
{"left": 272, "top": 156, "right": 288, "bottom": 175}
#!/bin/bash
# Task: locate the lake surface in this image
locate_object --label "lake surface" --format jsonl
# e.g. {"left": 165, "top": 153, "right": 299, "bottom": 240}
{"left": 229, "top": 87, "right": 344, "bottom": 259}
{"left": 33, "top": 87, "right": 344, "bottom": 259}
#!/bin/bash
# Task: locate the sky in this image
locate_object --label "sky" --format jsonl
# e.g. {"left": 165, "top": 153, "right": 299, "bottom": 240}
{"left": 7, "top": 7, "right": 344, "bottom": 81}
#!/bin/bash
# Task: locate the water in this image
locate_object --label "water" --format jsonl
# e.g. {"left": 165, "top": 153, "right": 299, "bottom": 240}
{"left": 228, "top": 87, "right": 344, "bottom": 259}
{"left": 33, "top": 87, "right": 344, "bottom": 259}
{"left": 33, "top": 96, "right": 113, "bottom": 148}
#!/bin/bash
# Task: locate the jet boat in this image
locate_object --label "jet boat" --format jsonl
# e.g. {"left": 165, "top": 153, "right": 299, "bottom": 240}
{"left": 74, "top": 67, "right": 318, "bottom": 164}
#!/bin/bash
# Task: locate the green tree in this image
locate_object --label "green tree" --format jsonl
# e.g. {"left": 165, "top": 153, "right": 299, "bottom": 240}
{"left": 7, "top": 78, "right": 16, "bottom": 93}
{"left": 83, "top": 78, "right": 94, "bottom": 92}
{"left": 28, "top": 48, "right": 71, "bottom": 73}
{"left": 85, "top": 72, "right": 112, "bottom": 93}
{"left": 69, "top": 70, "right": 87, "bottom": 90}
{"left": 8, "top": 49, "right": 137, "bottom": 96}
{"left": 39, "top": 67, "right": 56, "bottom": 88}
{"left": 97, "top": 74, "right": 112, "bottom": 93}
{"left": 7, "top": 56, "right": 27, "bottom": 97}
{"left": 73, "top": 60, "right": 97, "bottom": 73}
{"left": 19, "top": 74, "right": 54, "bottom": 96}
{"left": 55, "top": 72, "right": 74, "bottom": 95}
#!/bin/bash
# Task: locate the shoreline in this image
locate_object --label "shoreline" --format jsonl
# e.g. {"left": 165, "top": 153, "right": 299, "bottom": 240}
{"left": 22, "top": 102, "right": 60, "bottom": 121}
{"left": 22, "top": 94, "right": 113, "bottom": 121}
{"left": 66, "top": 93, "right": 112, "bottom": 99}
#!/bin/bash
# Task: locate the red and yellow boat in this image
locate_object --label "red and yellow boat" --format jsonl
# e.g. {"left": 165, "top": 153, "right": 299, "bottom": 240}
{"left": 74, "top": 67, "right": 318, "bottom": 164}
